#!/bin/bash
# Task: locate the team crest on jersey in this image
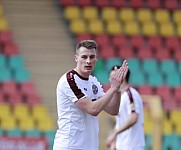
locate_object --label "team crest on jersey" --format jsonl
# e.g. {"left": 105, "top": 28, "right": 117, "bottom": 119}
{"left": 92, "top": 84, "right": 98, "bottom": 94}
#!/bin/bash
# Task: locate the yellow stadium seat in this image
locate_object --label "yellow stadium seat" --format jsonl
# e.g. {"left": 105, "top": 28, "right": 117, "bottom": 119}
{"left": 144, "top": 119, "right": 153, "bottom": 134}
{"left": 124, "top": 21, "right": 140, "bottom": 36}
{"left": 173, "top": 10, "right": 181, "bottom": 25}
{"left": 19, "top": 117, "right": 35, "bottom": 131}
{"left": 70, "top": 19, "right": 87, "bottom": 34}
{"left": 82, "top": 6, "right": 99, "bottom": 21}
{"left": 0, "top": 4, "right": 4, "bottom": 15}
{"left": 37, "top": 117, "right": 54, "bottom": 132}
{"left": 13, "top": 104, "right": 30, "bottom": 120}
{"left": 0, "top": 103, "right": 11, "bottom": 119}
{"left": 88, "top": 19, "right": 105, "bottom": 35}
{"left": 154, "top": 9, "right": 170, "bottom": 25}
{"left": 64, "top": 6, "right": 81, "bottom": 21}
{"left": 137, "top": 8, "right": 153, "bottom": 23}
{"left": 1, "top": 116, "right": 17, "bottom": 130}
{"left": 0, "top": 16, "right": 9, "bottom": 31}
{"left": 101, "top": 7, "right": 118, "bottom": 22}
{"left": 176, "top": 23, "right": 181, "bottom": 37}
{"left": 163, "top": 119, "right": 173, "bottom": 134}
{"left": 159, "top": 23, "right": 175, "bottom": 37}
{"left": 31, "top": 104, "right": 49, "bottom": 120}
{"left": 119, "top": 8, "right": 135, "bottom": 23}
{"left": 142, "top": 21, "right": 158, "bottom": 37}
{"left": 106, "top": 20, "right": 122, "bottom": 35}
{"left": 170, "top": 109, "right": 181, "bottom": 124}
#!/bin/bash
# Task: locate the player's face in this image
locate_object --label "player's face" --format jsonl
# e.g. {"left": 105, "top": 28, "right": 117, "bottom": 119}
{"left": 75, "top": 47, "right": 97, "bottom": 78}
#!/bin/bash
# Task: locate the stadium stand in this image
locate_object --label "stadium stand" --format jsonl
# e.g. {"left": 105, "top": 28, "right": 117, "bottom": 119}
{"left": 58, "top": 0, "right": 181, "bottom": 149}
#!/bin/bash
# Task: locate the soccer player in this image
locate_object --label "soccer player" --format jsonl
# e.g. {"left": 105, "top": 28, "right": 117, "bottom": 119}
{"left": 106, "top": 66, "right": 145, "bottom": 150}
{"left": 53, "top": 40, "right": 128, "bottom": 150}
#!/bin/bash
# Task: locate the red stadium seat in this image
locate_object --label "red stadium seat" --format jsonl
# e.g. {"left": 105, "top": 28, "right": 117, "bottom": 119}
{"left": 130, "top": 35, "right": 145, "bottom": 50}
{"left": 173, "top": 48, "right": 181, "bottom": 61}
{"left": 173, "top": 87, "right": 181, "bottom": 101}
{"left": 95, "top": 0, "right": 110, "bottom": 8}
{"left": 59, "top": 0, "right": 75, "bottom": 7}
{"left": 0, "top": 31, "right": 13, "bottom": 43}
{"left": 155, "top": 85, "right": 172, "bottom": 101}
{"left": 137, "top": 46, "right": 153, "bottom": 60}
{"left": 25, "top": 92, "right": 42, "bottom": 106}
{"left": 111, "top": 0, "right": 126, "bottom": 8}
{"left": 94, "top": 34, "right": 110, "bottom": 48}
{"left": 112, "top": 35, "right": 128, "bottom": 49}
{"left": 147, "top": 36, "right": 163, "bottom": 51}
{"left": 118, "top": 46, "right": 135, "bottom": 59}
{"left": 129, "top": 0, "right": 144, "bottom": 8}
{"left": 8, "top": 92, "right": 23, "bottom": 105}
{"left": 146, "top": 0, "right": 161, "bottom": 9}
{"left": 19, "top": 81, "right": 37, "bottom": 96}
{"left": 165, "top": 37, "right": 180, "bottom": 52}
{"left": 99, "top": 45, "right": 116, "bottom": 59}
{"left": 75, "top": 33, "right": 93, "bottom": 42}
{"left": 164, "top": 0, "right": 178, "bottom": 10}
{"left": 3, "top": 42, "right": 19, "bottom": 56}
{"left": 155, "top": 47, "right": 170, "bottom": 60}
{"left": 77, "top": 0, "right": 92, "bottom": 7}
{"left": 2, "top": 81, "right": 17, "bottom": 95}
{"left": 138, "top": 85, "right": 154, "bottom": 95}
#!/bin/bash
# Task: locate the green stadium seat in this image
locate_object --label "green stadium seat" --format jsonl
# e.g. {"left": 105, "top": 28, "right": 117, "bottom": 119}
{"left": 127, "top": 58, "right": 141, "bottom": 71}
{"left": 25, "top": 129, "right": 41, "bottom": 137}
{"left": 6, "top": 128, "right": 22, "bottom": 137}
{"left": 94, "top": 59, "right": 104, "bottom": 73}
{"left": 93, "top": 69, "right": 109, "bottom": 84}
{"left": 142, "top": 59, "right": 159, "bottom": 74}
{"left": 8, "top": 55, "right": 25, "bottom": 70}
{"left": 44, "top": 130, "right": 56, "bottom": 150}
{"left": 0, "top": 54, "right": 6, "bottom": 68}
{"left": 105, "top": 58, "right": 122, "bottom": 72}
{"left": 165, "top": 72, "right": 180, "bottom": 87}
{"left": 14, "top": 68, "right": 31, "bottom": 83}
{"left": 147, "top": 72, "right": 164, "bottom": 87}
{"left": 129, "top": 70, "right": 146, "bottom": 86}
{"left": 0, "top": 67, "right": 12, "bottom": 81}
{"left": 160, "top": 59, "right": 177, "bottom": 75}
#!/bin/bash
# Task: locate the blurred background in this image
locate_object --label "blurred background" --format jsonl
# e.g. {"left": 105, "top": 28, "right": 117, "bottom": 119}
{"left": 0, "top": 0, "right": 181, "bottom": 150}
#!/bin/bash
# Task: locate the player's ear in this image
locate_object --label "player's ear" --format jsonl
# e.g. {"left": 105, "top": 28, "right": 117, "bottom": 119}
{"left": 75, "top": 55, "right": 78, "bottom": 62}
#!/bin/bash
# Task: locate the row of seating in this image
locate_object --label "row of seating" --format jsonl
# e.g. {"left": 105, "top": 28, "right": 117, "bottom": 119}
{"left": 65, "top": 6, "right": 181, "bottom": 24}
{"left": 60, "top": 0, "right": 181, "bottom": 10}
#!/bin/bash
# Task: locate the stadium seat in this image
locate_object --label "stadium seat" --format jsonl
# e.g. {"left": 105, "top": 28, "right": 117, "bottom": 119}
{"left": 130, "top": 35, "right": 145, "bottom": 50}
{"left": 2, "top": 80, "right": 17, "bottom": 95}
{"left": 164, "top": 0, "right": 178, "bottom": 10}
{"left": 111, "top": 0, "right": 126, "bottom": 8}
{"left": 94, "top": 34, "right": 110, "bottom": 48}
{"left": 3, "top": 42, "right": 19, "bottom": 56}
{"left": 77, "top": 0, "right": 92, "bottom": 7}
{"left": 25, "top": 92, "right": 42, "bottom": 105}
{"left": 163, "top": 120, "right": 173, "bottom": 134}
{"left": 112, "top": 35, "right": 128, "bottom": 48}
{"left": 93, "top": 69, "right": 109, "bottom": 84}
{"left": 142, "top": 59, "right": 159, "bottom": 74}
{"left": 177, "top": 61, "right": 181, "bottom": 75}
{"left": 147, "top": 72, "right": 164, "bottom": 87}
{"left": 106, "top": 20, "right": 122, "bottom": 35}
{"left": 119, "top": 8, "right": 135, "bottom": 23}
{"left": 146, "top": 0, "right": 161, "bottom": 9}
{"left": 124, "top": 21, "right": 140, "bottom": 36}
{"left": 31, "top": 104, "right": 49, "bottom": 120}
{"left": 147, "top": 36, "right": 163, "bottom": 51}
{"left": 70, "top": 19, "right": 87, "bottom": 35}
{"left": 127, "top": 58, "right": 141, "bottom": 71}
{"left": 159, "top": 23, "right": 175, "bottom": 37}
{"left": 14, "top": 68, "right": 31, "bottom": 83}
{"left": 154, "top": 9, "right": 171, "bottom": 25}
{"left": 142, "top": 21, "right": 158, "bottom": 37}
{"left": 24, "top": 129, "right": 40, "bottom": 137}
{"left": 99, "top": 45, "right": 116, "bottom": 59}
{"left": 165, "top": 37, "right": 180, "bottom": 52}
{"left": 176, "top": 23, "right": 181, "bottom": 37}
{"left": 59, "top": 0, "right": 75, "bottom": 7}
{"left": 165, "top": 73, "right": 180, "bottom": 87}
{"left": 8, "top": 55, "right": 25, "bottom": 70}
{"left": 0, "top": 103, "right": 11, "bottom": 119}
{"left": 44, "top": 130, "right": 56, "bottom": 150}
{"left": 155, "top": 47, "right": 170, "bottom": 60}
{"left": 82, "top": 6, "right": 98, "bottom": 21}
{"left": 93, "top": 58, "right": 104, "bottom": 73}
{"left": 0, "top": 54, "right": 6, "bottom": 68}
{"left": 160, "top": 59, "right": 177, "bottom": 75}
{"left": 0, "top": 30, "right": 13, "bottom": 43}
{"left": 37, "top": 117, "right": 54, "bottom": 132}
{"left": 8, "top": 92, "right": 23, "bottom": 105}
{"left": 129, "top": 0, "right": 143, "bottom": 8}
{"left": 64, "top": 6, "right": 81, "bottom": 21}
{"left": 0, "top": 67, "right": 12, "bottom": 81}
{"left": 0, "top": 16, "right": 9, "bottom": 31}
{"left": 88, "top": 19, "right": 105, "bottom": 35}
{"left": 6, "top": 128, "right": 22, "bottom": 137}
{"left": 19, "top": 117, "right": 35, "bottom": 131}
{"left": 94, "top": 0, "right": 110, "bottom": 8}
{"left": 13, "top": 103, "right": 30, "bottom": 120}
{"left": 129, "top": 70, "right": 146, "bottom": 86}
{"left": 118, "top": 46, "right": 135, "bottom": 59}
{"left": 137, "top": 8, "right": 153, "bottom": 24}
{"left": 1, "top": 116, "right": 17, "bottom": 130}
{"left": 137, "top": 46, "right": 153, "bottom": 60}
{"left": 155, "top": 85, "right": 172, "bottom": 101}
{"left": 173, "top": 10, "right": 181, "bottom": 25}
{"left": 19, "top": 81, "right": 37, "bottom": 95}
{"left": 105, "top": 58, "right": 122, "bottom": 71}
{"left": 101, "top": 7, "right": 118, "bottom": 22}
{"left": 75, "top": 33, "right": 92, "bottom": 42}
{"left": 138, "top": 85, "right": 153, "bottom": 95}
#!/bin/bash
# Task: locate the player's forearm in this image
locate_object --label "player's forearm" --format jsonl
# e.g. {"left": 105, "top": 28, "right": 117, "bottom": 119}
{"left": 104, "top": 92, "right": 121, "bottom": 115}
{"left": 115, "top": 113, "right": 138, "bottom": 134}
